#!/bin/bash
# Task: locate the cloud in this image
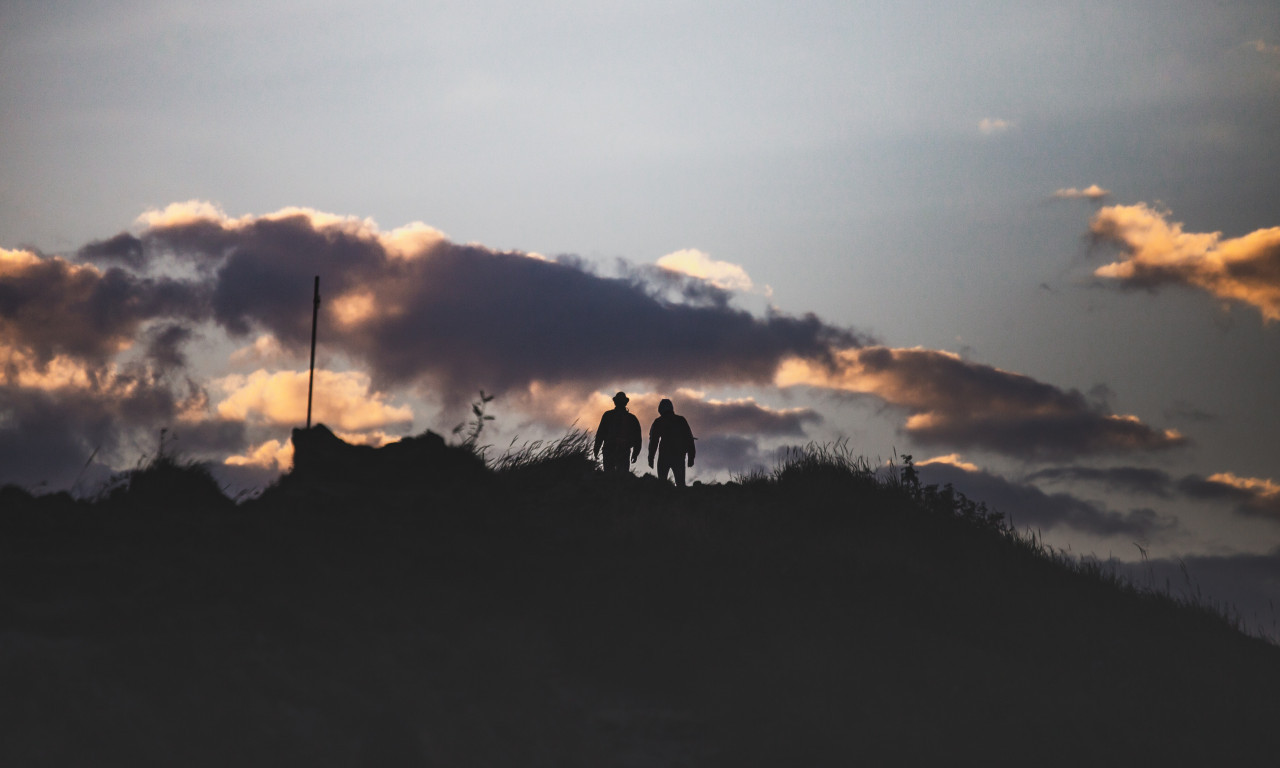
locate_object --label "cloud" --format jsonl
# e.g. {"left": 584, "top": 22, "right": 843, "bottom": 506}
{"left": 1163, "top": 400, "right": 1216, "bottom": 424}
{"left": 1, "top": 247, "right": 207, "bottom": 367}
{"left": 656, "top": 249, "right": 758, "bottom": 294}
{"left": 1248, "top": 39, "right": 1280, "bottom": 56}
{"left": 919, "top": 454, "right": 980, "bottom": 473}
{"left": 1025, "top": 465, "right": 1174, "bottom": 498}
{"left": 521, "top": 384, "right": 821, "bottom": 439}
{"left": 7, "top": 204, "right": 856, "bottom": 487}
{"left": 776, "top": 346, "right": 1185, "bottom": 459}
{"left": 144, "top": 323, "right": 196, "bottom": 371}
{"left": 979, "top": 118, "right": 1014, "bottom": 135}
{"left": 0, "top": 201, "right": 1202, "bottom": 486}
{"left": 129, "top": 203, "right": 861, "bottom": 403}
{"left": 77, "top": 232, "right": 145, "bottom": 268}
{"left": 0, "top": 353, "right": 246, "bottom": 490}
{"left": 1179, "top": 472, "right": 1280, "bottom": 520}
{"left": 1089, "top": 203, "right": 1280, "bottom": 322}
{"left": 917, "top": 461, "right": 1177, "bottom": 538}
{"left": 229, "top": 334, "right": 287, "bottom": 365}
{"left": 214, "top": 369, "right": 413, "bottom": 433}
{"left": 695, "top": 435, "right": 774, "bottom": 473}
{"left": 1053, "top": 185, "right": 1110, "bottom": 200}
{"left": 225, "top": 438, "right": 293, "bottom": 471}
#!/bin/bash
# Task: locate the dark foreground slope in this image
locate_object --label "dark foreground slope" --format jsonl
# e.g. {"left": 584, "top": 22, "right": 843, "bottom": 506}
{"left": 3, "top": 432, "right": 1279, "bottom": 766}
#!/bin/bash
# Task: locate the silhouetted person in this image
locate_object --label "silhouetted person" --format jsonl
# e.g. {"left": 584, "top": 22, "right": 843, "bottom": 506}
{"left": 594, "top": 391, "right": 642, "bottom": 473}
{"left": 648, "top": 398, "right": 695, "bottom": 487}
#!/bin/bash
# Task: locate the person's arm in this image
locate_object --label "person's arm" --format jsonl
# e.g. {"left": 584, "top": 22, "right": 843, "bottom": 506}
{"left": 685, "top": 418, "right": 696, "bottom": 466}
{"left": 629, "top": 415, "right": 642, "bottom": 463}
{"left": 593, "top": 412, "right": 607, "bottom": 456}
{"left": 647, "top": 420, "right": 659, "bottom": 467}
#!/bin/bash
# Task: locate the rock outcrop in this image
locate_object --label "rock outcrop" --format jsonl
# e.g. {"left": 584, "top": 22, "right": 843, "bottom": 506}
{"left": 288, "top": 424, "right": 488, "bottom": 487}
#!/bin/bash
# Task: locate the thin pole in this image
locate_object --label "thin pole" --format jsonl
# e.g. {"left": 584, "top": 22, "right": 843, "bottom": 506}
{"left": 306, "top": 275, "right": 320, "bottom": 429}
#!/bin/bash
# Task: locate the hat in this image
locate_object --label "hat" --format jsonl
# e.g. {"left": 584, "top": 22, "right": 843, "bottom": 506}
{"left": 613, "top": 391, "right": 629, "bottom": 405}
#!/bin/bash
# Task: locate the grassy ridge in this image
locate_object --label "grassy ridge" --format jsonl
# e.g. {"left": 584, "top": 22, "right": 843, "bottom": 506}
{"left": 2, "top": 434, "right": 1279, "bottom": 766}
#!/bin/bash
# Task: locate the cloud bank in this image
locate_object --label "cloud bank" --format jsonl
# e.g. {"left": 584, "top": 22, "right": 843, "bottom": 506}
{"left": 0, "top": 202, "right": 1197, "bottom": 487}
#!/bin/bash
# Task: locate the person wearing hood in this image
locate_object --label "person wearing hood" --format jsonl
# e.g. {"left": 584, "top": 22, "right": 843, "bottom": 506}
{"left": 593, "top": 391, "right": 642, "bottom": 473}
{"left": 648, "top": 398, "right": 696, "bottom": 487}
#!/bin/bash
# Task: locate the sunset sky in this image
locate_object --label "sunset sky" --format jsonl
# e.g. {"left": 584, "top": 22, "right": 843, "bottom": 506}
{"left": 3, "top": 2, "right": 1279, "bottom": 621}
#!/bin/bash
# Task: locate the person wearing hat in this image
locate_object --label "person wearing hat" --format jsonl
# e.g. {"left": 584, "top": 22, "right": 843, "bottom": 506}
{"left": 593, "top": 391, "right": 643, "bottom": 473}
{"left": 647, "top": 398, "right": 696, "bottom": 487}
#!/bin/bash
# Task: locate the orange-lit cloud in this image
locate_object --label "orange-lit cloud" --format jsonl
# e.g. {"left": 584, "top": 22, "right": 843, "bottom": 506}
{"left": 656, "top": 249, "right": 757, "bottom": 293}
{"left": 920, "top": 454, "right": 980, "bottom": 473}
{"left": 0, "top": 247, "right": 43, "bottom": 274}
{"left": 223, "top": 428, "right": 397, "bottom": 473}
{"left": 230, "top": 335, "right": 287, "bottom": 365}
{"left": 979, "top": 117, "right": 1014, "bottom": 135}
{"left": 1053, "top": 185, "right": 1110, "bottom": 200}
{"left": 214, "top": 369, "right": 413, "bottom": 433}
{"left": 1179, "top": 471, "right": 1280, "bottom": 520}
{"left": 777, "top": 346, "right": 1184, "bottom": 458}
{"left": 0, "top": 345, "right": 97, "bottom": 390}
{"left": 329, "top": 290, "right": 380, "bottom": 327}
{"left": 1090, "top": 203, "right": 1280, "bottom": 321}
{"left": 1205, "top": 472, "right": 1280, "bottom": 499}
{"left": 1248, "top": 39, "right": 1280, "bottom": 56}
{"left": 225, "top": 438, "right": 293, "bottom": 471}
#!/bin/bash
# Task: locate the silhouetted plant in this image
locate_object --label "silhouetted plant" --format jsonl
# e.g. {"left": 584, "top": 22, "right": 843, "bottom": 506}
{"left": 491, "top": 428, "right": 595, "bottom": 480}
{"left": 453, "top": 389, "right": 496, "bottom": 448}
{"left": 102, "top": 430, "right": 230, "bottom": 510}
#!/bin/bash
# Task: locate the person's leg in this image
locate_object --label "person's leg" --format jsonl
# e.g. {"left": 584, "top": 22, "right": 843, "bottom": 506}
{"left": 659, "top": 456, "right": 684, "bottom": 485}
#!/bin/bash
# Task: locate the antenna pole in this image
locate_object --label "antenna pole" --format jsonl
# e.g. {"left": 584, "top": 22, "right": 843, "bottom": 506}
{"left": 306, "top": 275, "right": 320, "bottom": 429}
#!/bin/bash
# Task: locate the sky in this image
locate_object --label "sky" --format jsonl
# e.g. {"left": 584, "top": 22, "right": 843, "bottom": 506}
{"left": 3, "top": 1, "right": 1280, "bottom": 628}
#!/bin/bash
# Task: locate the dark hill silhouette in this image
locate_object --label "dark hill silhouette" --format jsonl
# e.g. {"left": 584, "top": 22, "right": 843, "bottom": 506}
{"left": 2, "top": 431, "right": 1279, "bottom": 765}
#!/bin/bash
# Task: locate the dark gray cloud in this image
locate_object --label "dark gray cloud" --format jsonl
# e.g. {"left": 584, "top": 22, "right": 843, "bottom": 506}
{"left": 137, "top": 211, "right": 862, "bottom": 402}
{"left": 784, "top": 346, "right": 1187, "bottom": 459}
{"left": 1025, "top": 466, "right": 1174, "bottom": 498}
{"left": 1163, "top": 400, "right": 1217, "bottom": 424}
{"left": 1023, "top": 465, "right": 1280, "bottom": 523}
{"left": 77, "top": 232, "right": 144, "bottom": 268}
{"left": 144, "top": 323, "right": 196, "bottom": 371}
{"left": 1178, "top": 474, "right": 1280, "bottom": 520}
{"left": 663, "top": 398, "right": 819, "bottom": 438}
{"left": 691, "top": 435, "right": 779, "bottom": 473}
{"left": 0, "top": 255, "right": 207, "bottom": 367}
{"left": 693, "top": 435, "right": 762, "bottom": 473}
{"left": 918, "top": 461, "right": 1178, "bottom": 538}
{"left": 0, "top": 377, "right": 246, "bottom": 492}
